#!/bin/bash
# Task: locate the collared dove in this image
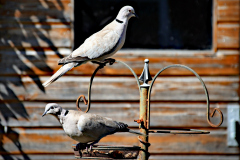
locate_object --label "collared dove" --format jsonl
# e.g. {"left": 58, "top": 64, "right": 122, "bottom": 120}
{"left": 42, "top": 103, "right": 145, "bottom": 150}
{"left": 42, "top": 6, "right": 137, "bottom": 87}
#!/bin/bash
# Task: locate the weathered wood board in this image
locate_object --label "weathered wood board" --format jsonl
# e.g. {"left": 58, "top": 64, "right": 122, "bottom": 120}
{"left": 0, "top": 76, "right": 238, "bottom": 101}
{"left": 218, "top": 0, "right": 240, "bottom": 21}
{"left": 0, "top": 102, "right": 228, "bottom": 128}
{"left": 1, "top": 128, "right": 239, "bottom": 155}
{"left": 0, "top": 0, "right": 72, "bottom": 22}
{"left": 217, "top": 23, "right": 240, "bottom": 48}
{"left": 150, "top": 155, "right": 240, "bottom": 160}
{"left": 0, "top": 50, "right": 239, "bottom": 76}
{"left": 0, "top": 25, "right": 72, "bottom": 48}
{"left": 2, "top": 155, "right": 240, "bottom": 160}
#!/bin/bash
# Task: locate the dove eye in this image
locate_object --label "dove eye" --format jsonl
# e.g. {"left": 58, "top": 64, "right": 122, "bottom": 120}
{"left": 129, "top": 10, "right": 132, "bottom": 13}
{"left": 50, "top": 106, "right": 54, "bottom": 109}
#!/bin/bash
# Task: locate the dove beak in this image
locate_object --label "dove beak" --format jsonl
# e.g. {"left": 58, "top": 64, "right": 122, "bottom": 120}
{"left": 42, "top": 111, "right": 47, "bottom": 117}
{"left": 133, "top": 13, "right": 139, "bottom": 18}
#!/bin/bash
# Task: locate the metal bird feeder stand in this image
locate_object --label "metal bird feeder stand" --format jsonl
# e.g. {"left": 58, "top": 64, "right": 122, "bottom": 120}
{"left": 72, "top": 59, "right": 223, "bottom": 160}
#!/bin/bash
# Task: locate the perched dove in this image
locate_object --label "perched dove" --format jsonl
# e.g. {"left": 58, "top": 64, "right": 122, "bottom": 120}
{"left": 42, "top": 103, "right": 145, "bottom": 150}
{"left": 43, "top": 6, "right": 137, "bottom": 87}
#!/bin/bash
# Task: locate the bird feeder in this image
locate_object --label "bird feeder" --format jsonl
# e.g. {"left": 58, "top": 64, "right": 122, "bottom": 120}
{"left": 72, "top": 59, "right": 223, "bottom": 160}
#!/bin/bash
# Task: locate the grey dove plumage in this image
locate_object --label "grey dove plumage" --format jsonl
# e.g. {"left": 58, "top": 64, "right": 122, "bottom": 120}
{"left": 42, "top": 6, "right": 137, "bottom": 87}
{"left": 42, "top": 103, "right": 145, "bottom": 149}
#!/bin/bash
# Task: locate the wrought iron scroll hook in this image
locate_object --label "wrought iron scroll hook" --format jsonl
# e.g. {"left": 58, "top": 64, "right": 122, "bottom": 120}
{"left": 148, "top": 64, "right": 223, "bottom": 128}
{"left": 76, "top": 59, "right": 115, "bottom": 113}
{"left": 76, "top": 59, "right": 141, "bottom": 113}
{"left": 76, "top": 64, "right": 101, "bottom": 113}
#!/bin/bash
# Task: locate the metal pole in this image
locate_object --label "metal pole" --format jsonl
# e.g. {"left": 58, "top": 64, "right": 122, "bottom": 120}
{"left": 138, "top": 59, "right": 151, "bottom": 160}
{"left": 139, "top": 85, "right": 149, "bottom": 160}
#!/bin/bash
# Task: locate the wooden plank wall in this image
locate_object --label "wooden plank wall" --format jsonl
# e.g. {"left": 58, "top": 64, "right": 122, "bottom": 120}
{"left": 0, "top": 0, "right": 239, "bottom": 159}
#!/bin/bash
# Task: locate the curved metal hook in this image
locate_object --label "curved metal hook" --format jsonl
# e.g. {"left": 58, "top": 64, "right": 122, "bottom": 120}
{"left": 76, "top": 59, "right": 140, "bottom": 113}
{"left": 148, "top": 64, "right": 223, "bottom": 128}
{"left": 115, "top": 60, "right": 141, "bottom": 91}
{"left": 76, "top": 63, "right": 104, "bottom": 113}
{"left": 76, "top": 95, "right": 88, "bottom": 111}
{"left": 208, "top": 107, "right": 224, "bottom": 127}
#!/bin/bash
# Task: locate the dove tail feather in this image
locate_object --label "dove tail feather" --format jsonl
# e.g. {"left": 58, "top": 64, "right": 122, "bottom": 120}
{"left": 42, "top": 63, "right": 75, "bottom": 87}
{"left": 116, "top": 122, "right": 147, "bottom": 137}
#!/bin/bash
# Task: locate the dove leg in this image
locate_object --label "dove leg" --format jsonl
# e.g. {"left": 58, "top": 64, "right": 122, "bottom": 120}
{"left": 81, "top": 140, "right": 100, "bottom": 153}
{"left": 88, "top": 140, "right": 99, "bottom": 152}
{"left": 75, "top": 143, "right": 88, "bottom": 158}
{"left": 76, "top": 142, "right": 88, "bottom": 151}
{"left": 89, "top": 145, "right": 93, "bottom": 151}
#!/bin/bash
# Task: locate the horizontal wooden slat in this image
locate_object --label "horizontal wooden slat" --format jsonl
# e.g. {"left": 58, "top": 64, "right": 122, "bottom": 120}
{"left": 0, "top": 102, "right": 228, "bottom": 128}
{"left": 2, "top": 154, "right": 240, "bottom": 160}
{"left": 1, "top": 128, "right": 239, "bottom": 155}
{"left": 1, "top": 155, "right": 75, "bottom": 160}
{"left": 148, "top": 130, "right": 239, "bottom": 154}
{"left": 0, "top": 50, "right": 239, "bottom": 76}
{"left": 149, "top": 155, "right": 240, "bottom": 160}
{"left": 0, "top": 0, "right": 72, "bottom": 22}
{"left": 217, "top": 23, "right": 240, "bottom": 48}
{"left": 0, "top": 25, "right": 71, "bottom": 48}
{"left": 0, "top": 76, "right": 238, "bottom": 101}
{"left": 217, "top": 0, "right": 240, "bottom": 21}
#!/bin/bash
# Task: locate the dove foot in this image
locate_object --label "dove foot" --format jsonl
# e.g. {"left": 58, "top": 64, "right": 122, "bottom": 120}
{"left": 76, "top": 143, "right": 92, "bottom": 157}
{"left": 76, "top": 143, "right": 94, "bottom": 154}
{"left": 92, "top": 58, "right": 116, "bottom": 68}
{"left": 76, "top": 143, "right": 88, "bottom": 151}
{"left": 103, "top": 58, "right": 116, "bottom": 65}
{"left": 75, "top": 143, "right": 85, "bottom": 157}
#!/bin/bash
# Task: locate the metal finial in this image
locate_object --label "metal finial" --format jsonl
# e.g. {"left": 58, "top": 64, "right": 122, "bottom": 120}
{"left": 139, "top": 59, "right": 152, "bottom": 87}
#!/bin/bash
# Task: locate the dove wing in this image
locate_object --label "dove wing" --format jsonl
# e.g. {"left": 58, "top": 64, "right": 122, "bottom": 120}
{"left": 59, "top": 22, "right": 120, "bottom": 64}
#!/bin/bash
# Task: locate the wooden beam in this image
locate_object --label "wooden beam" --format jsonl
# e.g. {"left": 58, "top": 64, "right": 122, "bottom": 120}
{"left": 0, "top": 0, "right": 72, "bottom": 22}
{"left": 0, "top": 50, "right": 239, "bottom": 76}
{"left": 217, "top": 23, "right": 240, "bottom": 49}
{"left": 0, "top": 76, "right": 238, "bottom": 101}
{"left": 0, "top": 25, "right": 72, "bottom": 48}
{"left": 1, "top": 128, "right": 239, "bottom": 154}
{"left": 218, "top": 0, "right": 240, "bottom": 22}
{"left": 0, "top": 102, "right": 228, "bottom": 128}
